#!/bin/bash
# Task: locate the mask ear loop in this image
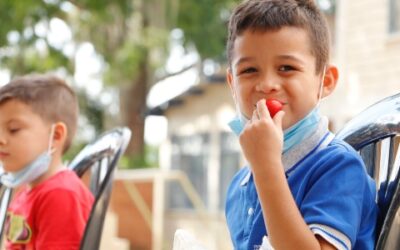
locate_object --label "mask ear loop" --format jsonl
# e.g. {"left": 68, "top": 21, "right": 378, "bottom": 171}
{"left": 232, "top": 84, "right": 250, "bottom": 123}
{"left": 47, "top": 124, "right": 56, "bottom": 155}
{"left": 317, "top": 65, "right": 327, "bottom": 107}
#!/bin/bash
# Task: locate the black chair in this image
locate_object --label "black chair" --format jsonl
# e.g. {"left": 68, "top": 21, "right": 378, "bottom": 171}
{"left": 0, "top": 185, "right": 12, "bottom": 246}
{"left": 336, "top": 93, "right": 400, "bottom": 250}
{"left": 68, "top": 127, "right": 131, "bottom": 250}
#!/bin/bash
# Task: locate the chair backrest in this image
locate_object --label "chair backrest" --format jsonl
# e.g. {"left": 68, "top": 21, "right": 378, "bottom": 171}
{"left": 0, "top": 185, "right": 12, "bottom": 247}
{"left": 336, "top": 93, "right": 400, "bottom": 250}
{"left": 68, "top": 127, "right": 131, "bottom": 250}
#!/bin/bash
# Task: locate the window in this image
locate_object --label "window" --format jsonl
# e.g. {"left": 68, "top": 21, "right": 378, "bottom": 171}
{"left": 166, "top": 132, "right": 241, "bottom": 211}
{"left": 389, "top": 0, "right": 400, "bottom": 33}
{"left": 167, "top": 134, "right": 210, "bottom": 209}
{"left": 219, "top": 132, "right": 241, "bottom": 210}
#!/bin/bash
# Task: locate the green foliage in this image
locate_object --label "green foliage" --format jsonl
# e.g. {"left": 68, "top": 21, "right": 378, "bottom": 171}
{"left": 77, "top": 91, "right": 105, "bottom": 135}
{"left": 118, "top": 144, "right": 159, "bottom": 169}
{"left": 103, "top": 42, "right": 146, "bottom": 87}
{"left": 71, "top": 0, "right": 133, "bottom": 62}
{"left": 71, "top": 0, "right": 133, "bottom": 17}
{"left": 73, "top": 1, "right": 171, "bottom": 87}
{"left": 0, "top": 0, "right": 241, "bottom": 163}
{"left": 2, "top": 45, "right": 72, "bottom": 77}
{"left": 0, "top": 0, "right": 64, "bottom": 45}
{"left": 63, "top": 141, "right": 86, "bottom": 163}
{"left": 0, "top": 0, "right": 69, "bottom": 76}
{"left": 176, "top": 0, "right": 239, "bottom": 61}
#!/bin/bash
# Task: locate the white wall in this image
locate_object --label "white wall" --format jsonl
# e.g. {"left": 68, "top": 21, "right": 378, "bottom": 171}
{"left": 322, "top": 0, "right": 400, "bottom": 131}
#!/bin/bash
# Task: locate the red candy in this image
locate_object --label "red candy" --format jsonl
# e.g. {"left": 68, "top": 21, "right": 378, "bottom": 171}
{"left": 266, "top": 99, "right": 283, "bottom": 118}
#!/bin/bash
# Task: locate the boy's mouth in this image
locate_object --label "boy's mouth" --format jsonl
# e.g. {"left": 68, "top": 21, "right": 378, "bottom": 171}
{"left": 0, "top": 151, "right": 10, "bottom": 159}
{"left": 253, "top": 100, "right": 288, "bottom": 108}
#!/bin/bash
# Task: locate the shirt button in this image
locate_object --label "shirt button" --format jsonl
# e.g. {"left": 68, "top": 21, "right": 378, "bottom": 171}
{"left": 248, "top": 207, "right": 254, "bottom": 216}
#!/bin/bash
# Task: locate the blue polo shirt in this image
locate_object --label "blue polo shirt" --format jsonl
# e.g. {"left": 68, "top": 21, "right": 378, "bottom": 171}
{"left": 225, "top": 119, "right": 378, "bottom": 250}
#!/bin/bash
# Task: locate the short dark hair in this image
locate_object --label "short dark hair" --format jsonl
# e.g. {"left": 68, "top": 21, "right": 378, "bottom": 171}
{"left": 0, "top": 74, "right": 79, "bottom": 153}
{"left": 227, "top": 0, "right": 330, "bottom": 74}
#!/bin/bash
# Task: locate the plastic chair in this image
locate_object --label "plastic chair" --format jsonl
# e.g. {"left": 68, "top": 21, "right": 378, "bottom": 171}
{"left": 68, "top": 127, "right": 131, "bottom": 250}
{"left": 336, "top": 93, "right": 400, "bottom": 250}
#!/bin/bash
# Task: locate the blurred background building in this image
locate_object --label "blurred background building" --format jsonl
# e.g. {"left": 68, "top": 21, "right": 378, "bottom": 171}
{"left": 0, "top": 0, "right": 399, "bottom": 249}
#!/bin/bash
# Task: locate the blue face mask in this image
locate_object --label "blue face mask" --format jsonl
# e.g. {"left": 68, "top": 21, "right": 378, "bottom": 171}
{"left": 227, "top": 112, "right": 248, "bottom": 136}
{"left": 282, "top": 107, "right": 320, "bottom": 153}
{"left": 228, "top": 66, "right": 326, "bottom": 154}
{"left": 228, "top": 107, "right": 321, "bottom": 153}
{"left": 0, "top": 152, "right": 52, "bottom": 188}
{"left": 0, "top": 125, "right": 55, "bottom": 188}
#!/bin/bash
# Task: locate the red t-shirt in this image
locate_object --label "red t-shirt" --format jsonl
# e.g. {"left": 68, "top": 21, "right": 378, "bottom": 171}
{"left": 4, "top": 169, "right": 94, "bottom": 250}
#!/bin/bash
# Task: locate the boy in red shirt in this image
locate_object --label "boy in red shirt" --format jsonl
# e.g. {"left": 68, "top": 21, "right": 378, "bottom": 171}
{"left": 0, "top": 74, "right": 94, "bottom": 249}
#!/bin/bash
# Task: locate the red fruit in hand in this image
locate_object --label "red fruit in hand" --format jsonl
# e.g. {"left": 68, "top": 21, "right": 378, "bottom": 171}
{"left": 266, "top": 99, "right": 283, "bottom": 118}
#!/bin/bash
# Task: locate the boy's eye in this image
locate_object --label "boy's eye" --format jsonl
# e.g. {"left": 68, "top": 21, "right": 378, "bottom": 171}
{"left": 279, "top": 65, "right": 295, "bottom": 72}
{"left": 239, "top": 67, "right": 257, "bottom": 75}
{"left": 9, "top": 128, "right": 20, "bottom": 134}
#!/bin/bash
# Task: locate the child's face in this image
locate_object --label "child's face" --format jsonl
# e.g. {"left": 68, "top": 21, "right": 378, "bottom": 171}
{"left": 227, "top": 27, "right": 326, "bottom": 130}
{"left": 0, "top": 100, "right": 52, "bottom": 173}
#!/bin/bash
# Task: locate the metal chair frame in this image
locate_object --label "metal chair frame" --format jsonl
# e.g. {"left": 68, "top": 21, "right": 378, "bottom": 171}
{"left": 336, "top": 93, "right": 400, "bottom": 250}
{"left": 68, "top": 127, "right": 131, "bottom": 250}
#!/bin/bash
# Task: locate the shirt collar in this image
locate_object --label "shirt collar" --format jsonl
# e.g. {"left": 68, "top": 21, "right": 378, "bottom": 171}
{"left": 283, "top": 116, "right": 331, "bottom": 172}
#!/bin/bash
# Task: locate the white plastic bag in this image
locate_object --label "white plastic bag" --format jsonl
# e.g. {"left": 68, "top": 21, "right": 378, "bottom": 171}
{"left": 173, "top": 229, "right": 208, "bottom": 250}
{"left": 259, "top": 236, "right": 275, "bottom": 250}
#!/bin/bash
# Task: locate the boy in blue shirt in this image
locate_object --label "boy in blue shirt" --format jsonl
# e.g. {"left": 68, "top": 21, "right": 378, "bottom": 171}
{"left": 225, "top": 0, "right": 378, "bottom": 249}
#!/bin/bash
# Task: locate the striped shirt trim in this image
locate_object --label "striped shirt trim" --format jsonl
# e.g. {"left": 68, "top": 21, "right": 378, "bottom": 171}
{"left": 309, "top": 224, "right": 351, "bottom": 250}
{"left": 240, "top": 169, "right": 251, "bottom": 186}
{"left": 285, "top": 132, "right": 331, "bottom": 176}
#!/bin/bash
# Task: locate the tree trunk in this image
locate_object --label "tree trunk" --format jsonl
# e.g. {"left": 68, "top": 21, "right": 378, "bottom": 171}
{"left": 123, "top": 54, "right": 148, "bottom": 160}
{"left": 122, "top": 0, "right": 151, "bottom": 162}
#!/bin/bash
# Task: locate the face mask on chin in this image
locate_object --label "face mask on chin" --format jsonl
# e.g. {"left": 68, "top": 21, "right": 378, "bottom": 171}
{"left": 0, "top": 125, "right": 56, "bottom": 188}
{"left": 228, "top": 106, "right": 321, "bottom": 152}
{"left": 228, "top": 102, "right": 249, "bottom": 136}
{"left": 228, "top": 66, "right": 326, "bottom": 153}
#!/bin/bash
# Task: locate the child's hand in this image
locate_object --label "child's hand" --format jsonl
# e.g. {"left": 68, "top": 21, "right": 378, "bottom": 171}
{"left": 239, "top": 99, "right": 285, "bottom": 175}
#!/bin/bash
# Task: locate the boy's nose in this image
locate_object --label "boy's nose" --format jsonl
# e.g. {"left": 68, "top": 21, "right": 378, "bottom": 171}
{"left": 255, "top": 75, "right": 280, "bottom": 93}
{"left": 0, "top": 134, "right": 6, "bottom": 145}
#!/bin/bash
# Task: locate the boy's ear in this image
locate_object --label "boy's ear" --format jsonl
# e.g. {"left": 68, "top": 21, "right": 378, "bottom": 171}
{"left": 321, "top": 64, "right": 339, "bottom": 98}
{"left": 226, "top": 67, "right": 236, "bottom": 100}
{"left": 52, "top": 122, "right": 67, "bottom": 148}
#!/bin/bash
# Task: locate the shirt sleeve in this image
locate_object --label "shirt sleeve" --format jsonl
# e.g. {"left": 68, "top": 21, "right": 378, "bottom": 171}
{"left": 300, "top": 149, "right": 375, "bottom": 250}
{"left": 34, "top": 188, "right": 92, "bottom": 250}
